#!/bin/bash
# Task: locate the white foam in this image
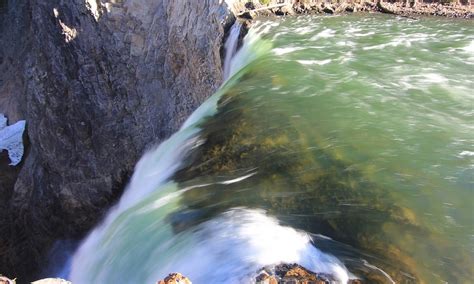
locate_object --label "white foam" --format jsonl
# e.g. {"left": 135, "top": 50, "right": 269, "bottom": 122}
{"left": 310, "top": 28, "right": 335, "bottom": 41}
{"left": 421, "top": 73, "right": 449, "bottom": 84}
{"left": 459, "top": 151, "right": 474, "bottom": 157}
{"left": 273, "top": 46, "right": 305, "bottom": 56}
{"left": 148, "top": 208, "right": 352, "bottom": 284}
{"left": 297, "top": 59, "right": 332, "bottom": 66}
{"left": 461, "top": 40, "right": 474, "bottom": 53}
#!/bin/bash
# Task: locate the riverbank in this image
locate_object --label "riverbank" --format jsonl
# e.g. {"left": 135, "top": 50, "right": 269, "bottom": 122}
{"left": 235, "top": 1, "right": 473, "bottom": 19}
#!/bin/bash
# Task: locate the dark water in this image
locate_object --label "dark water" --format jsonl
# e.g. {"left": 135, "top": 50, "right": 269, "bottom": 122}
{"left": 71, "top": 14, "right": 474, "bottom": 284}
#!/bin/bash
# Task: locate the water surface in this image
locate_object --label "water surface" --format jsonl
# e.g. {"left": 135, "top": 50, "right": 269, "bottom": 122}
{"left": 71, "top": 14, "right": 474, "bottom": 284}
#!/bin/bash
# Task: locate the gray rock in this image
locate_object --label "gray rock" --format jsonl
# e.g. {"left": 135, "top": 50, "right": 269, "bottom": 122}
{"left": 0, "top": 0, "right": 229, "bottom": 280}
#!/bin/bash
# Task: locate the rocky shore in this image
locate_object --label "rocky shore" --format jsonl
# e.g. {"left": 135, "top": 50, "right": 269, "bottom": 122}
{"left": 236, "top": 0, "right": 473, "bottom": 19}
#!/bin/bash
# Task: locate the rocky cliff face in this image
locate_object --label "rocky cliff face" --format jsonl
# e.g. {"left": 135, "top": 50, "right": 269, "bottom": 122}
{"left": 0, "top": 0, "right": 232, "bottom": 280}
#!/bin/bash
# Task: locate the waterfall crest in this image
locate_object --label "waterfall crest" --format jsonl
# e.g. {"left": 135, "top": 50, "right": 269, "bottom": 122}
{"left": 223, "top": 21, "right": 242, "bottom": 79}
{"left": 69, "top": 24, "right": 283, "bottom": 284}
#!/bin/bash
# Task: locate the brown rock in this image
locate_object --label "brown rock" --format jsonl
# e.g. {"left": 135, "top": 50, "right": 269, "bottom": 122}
{"left": 256, "top": 270, "right": 278, "bottom": 284}
{"left": 256, "top": 263, "right": 341, "bottom": 284}
{"left": 284, "top": 266, "right": 319, "bottom": 281}
{"left": 158, "top": 273, "right": 192, "bottom": 284}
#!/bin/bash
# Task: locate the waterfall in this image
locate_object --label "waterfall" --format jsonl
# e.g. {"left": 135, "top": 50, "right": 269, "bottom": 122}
{"left": 68, "top": 20, "right": 352, "bottom": 284}
{"left": 68, "top": 25, "right": 285, "bottom": 283}
{"left": 223, "top": 21, "right": 242, "bottom": 80}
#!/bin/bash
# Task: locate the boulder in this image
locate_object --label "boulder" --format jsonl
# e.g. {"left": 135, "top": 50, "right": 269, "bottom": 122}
{"left": 256, "top": 263, "right": 338, "bottom": 284}
{"left": 157, "top": 273, "right": 192, "bottom": 284}
{"left": 323, "top": 6, "right": 335, "bottom": 14}
{"left": 280, "top": 5, "right": 296, "bottom": 16}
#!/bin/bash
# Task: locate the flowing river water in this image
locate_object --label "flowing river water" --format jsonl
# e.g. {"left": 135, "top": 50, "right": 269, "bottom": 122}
{"left": 70, "top": 14, "right": 473, "bottom": 283}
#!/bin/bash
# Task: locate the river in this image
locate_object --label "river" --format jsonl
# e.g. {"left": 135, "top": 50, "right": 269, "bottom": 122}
{"left": 70, "top": 14, "right": 474, "bottom": 283}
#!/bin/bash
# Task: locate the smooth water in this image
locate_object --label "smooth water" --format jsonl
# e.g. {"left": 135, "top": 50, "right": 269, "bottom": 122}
{"left": 71, "top": 15, "right": 473, "bottom": 283}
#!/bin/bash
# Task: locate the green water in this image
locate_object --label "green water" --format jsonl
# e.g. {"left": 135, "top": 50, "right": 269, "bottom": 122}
{"left": 71, "top": 14, "right": 474, "bottom": 284}
{"left": 174, "top": 14, "right": 474, "bottom": 283}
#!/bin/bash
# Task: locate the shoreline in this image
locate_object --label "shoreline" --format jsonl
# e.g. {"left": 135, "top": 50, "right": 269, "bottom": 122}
{"left": 235, "top": 1, "right": 473, "bottom": 20}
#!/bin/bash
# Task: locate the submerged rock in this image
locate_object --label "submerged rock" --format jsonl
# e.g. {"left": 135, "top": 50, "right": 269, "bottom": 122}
{"left": 157, "top": 273, "right": 192, "bottom": 284}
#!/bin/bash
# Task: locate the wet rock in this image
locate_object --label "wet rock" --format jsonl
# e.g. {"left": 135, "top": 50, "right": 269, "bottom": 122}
{"left": 157, "top": 273, "right": 192, "bottom": 284}
{"left": 256, "top": 263, "right": 338, "bottom": 284}
{"left": 245, "top": 2, "right": 256, "bottom": 10}
{"left": 322, "top": 5, "right": 335, "bottom": 14}
{"left": 256, "top": 270, "right": 278, "bottom": 284}
{"left": 240, "top": 11, "right": 255, "bottom": 20}
{"left": 345, "top": 6, "right": 355, "bottom": 13}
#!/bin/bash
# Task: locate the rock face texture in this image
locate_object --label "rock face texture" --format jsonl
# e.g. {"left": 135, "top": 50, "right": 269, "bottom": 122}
{"left": 0, "top": 0, "right": 231, "bottom": 281}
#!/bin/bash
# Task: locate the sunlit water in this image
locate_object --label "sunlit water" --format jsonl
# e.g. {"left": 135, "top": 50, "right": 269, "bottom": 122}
{"left": 71, "top": 14, "right": 473, "bottom": 283}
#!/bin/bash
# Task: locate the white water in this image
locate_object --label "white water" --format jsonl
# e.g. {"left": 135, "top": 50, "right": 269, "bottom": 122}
{"left": 144, "top": 208, "right": 350, "bottom": 283}
{"left": 69, "top": 22, "right": 352, "bottom": 284}
{"left": 223, "top": 21, "right": 242, "bottom": 79}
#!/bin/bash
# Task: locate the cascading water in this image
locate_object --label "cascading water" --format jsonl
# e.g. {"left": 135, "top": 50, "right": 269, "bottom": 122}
{"left": 223, "top": 21, "right": 242, "bottom": 80}
{"left": 69, "top": 21, "right": 351, "bottom": 284}
{"left": 69, "top": 14, "right": 474, "bottom": 284}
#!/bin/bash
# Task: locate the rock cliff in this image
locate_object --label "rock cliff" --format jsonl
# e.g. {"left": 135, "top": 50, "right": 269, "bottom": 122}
{"left": 0, "top": 0, "right": 233, "bottom": 281}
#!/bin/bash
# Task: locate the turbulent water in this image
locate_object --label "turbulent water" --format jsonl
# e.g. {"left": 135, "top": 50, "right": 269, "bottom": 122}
{"left": 70, "top": 14, "right": 473, "bottom": 283}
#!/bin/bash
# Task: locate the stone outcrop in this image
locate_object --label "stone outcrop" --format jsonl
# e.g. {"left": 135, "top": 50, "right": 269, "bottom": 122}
{"left": 234, "top": 0, "right": 473, "bottom": 18}
{"left": 378, "top": 1, "right": 473, "bottom": 18}
{"left": 0, "top": 0, "right": 233, "bottom": 281}
{"left": 157, "top": 273, "right": 192, "bottom": 284}
{"left": 256, "top": 263, "right": 363, "bottom": 284}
